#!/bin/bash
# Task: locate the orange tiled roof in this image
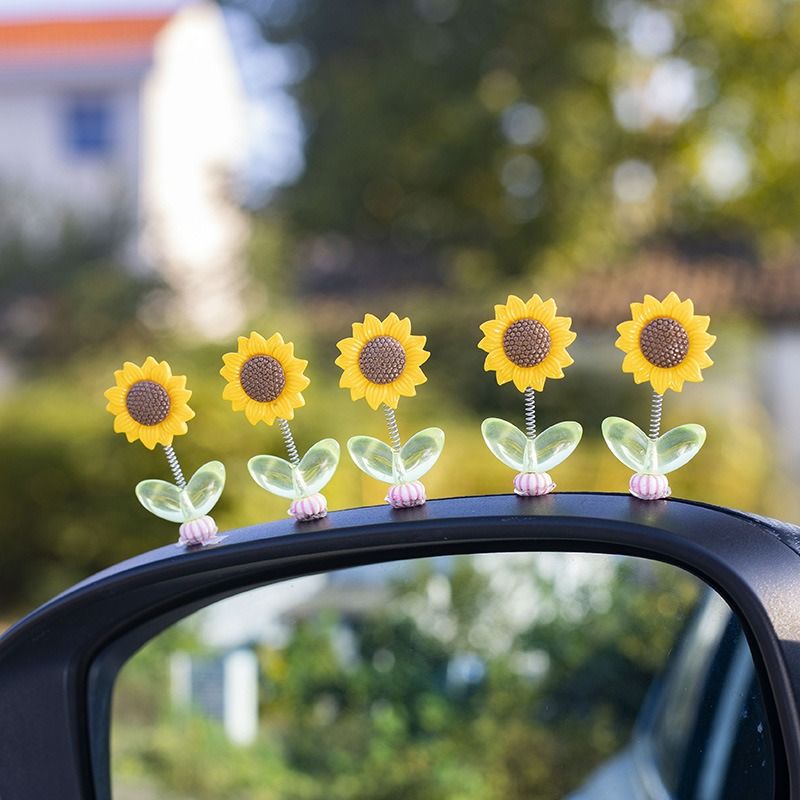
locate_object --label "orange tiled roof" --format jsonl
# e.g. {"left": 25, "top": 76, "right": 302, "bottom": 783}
{"left": 0, "top": 15, "right": 170, "bottom": 62}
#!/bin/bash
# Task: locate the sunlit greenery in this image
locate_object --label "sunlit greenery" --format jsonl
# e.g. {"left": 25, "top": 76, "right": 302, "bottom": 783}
{"left": 0, "top": 0, "right": 793, "bottom": 617}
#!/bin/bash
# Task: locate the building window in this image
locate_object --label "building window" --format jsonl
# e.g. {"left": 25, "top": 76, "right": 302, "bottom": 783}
{"left": 64, "top": 96, "right": 113, "bottom": 157}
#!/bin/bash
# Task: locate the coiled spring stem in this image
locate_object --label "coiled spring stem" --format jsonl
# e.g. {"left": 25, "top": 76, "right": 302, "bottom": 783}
{"left": 163, "top": 445, "right": 187, "bottom": 489}
{"left": 524, "top": 387, "right": 537, "bottom": 440}
{"left": 278, "top": 418, "right": 300, "bottom": 466}
{"left": 649, "top": 392, "right": 664, "bottom": 439}
{"left": 382, "top": 404, "right": 402, "bottom": 451}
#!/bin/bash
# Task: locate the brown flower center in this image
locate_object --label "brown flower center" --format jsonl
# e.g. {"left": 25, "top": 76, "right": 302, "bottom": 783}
{"left": 639, "top": 317, "right": 690, "bottom": 368}
{"left": 359, "top": 336, "right": 407, "bottom": 384}
{"left": 126, "top": 380, "right": 171, "bottom": 426}
{"left": 502, "top": 319, "right": 552, "bottom": 367}
{"left": 240, "top": 355, "right": 286, "bottom": 402}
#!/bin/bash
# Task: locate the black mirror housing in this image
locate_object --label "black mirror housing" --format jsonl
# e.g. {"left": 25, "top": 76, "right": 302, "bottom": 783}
{"left": 1, "top": 493, "right": 799, "bottom": 798}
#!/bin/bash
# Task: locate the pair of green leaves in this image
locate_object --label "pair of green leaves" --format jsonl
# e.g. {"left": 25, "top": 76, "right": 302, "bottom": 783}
{"left": 601, "top": 417, "right": 706, "bottom": 475}
{"left": 348, "top": 427, "right": 445, "bottom": 484}
{"left": 481, "top": 419, "right": 583, "bottom": 473}
{"left": 249, "top": 439, "right": 340, "bottom": 500}
{"left": 136, "top": 461, "right": 226, "bottom": 524}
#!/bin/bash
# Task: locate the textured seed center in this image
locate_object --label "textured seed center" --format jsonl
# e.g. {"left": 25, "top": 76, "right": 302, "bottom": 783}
{"left": 503, "top": 319, "right": 551, "bottom": 367}
{"left": 359, "top": 336, "right": 406, "bottom": 384}
{"left": 639, "top": 317, "right": 689, "bottom": 368}
{"left": 240, "top": 355, "right": 286, "bottom": 402}
{"left": 126, "top": 380, "right": 171, "bottom": 426}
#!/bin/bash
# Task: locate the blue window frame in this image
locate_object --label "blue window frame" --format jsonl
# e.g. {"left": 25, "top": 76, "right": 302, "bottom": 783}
{"left": 64, "top": 96, "right": 113, "bottom": 157}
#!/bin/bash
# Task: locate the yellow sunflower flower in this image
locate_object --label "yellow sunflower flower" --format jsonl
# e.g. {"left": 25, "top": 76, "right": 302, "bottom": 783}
{"left": 615, "top": 292, "right": 715, "bottom": 394}
{"left": 104, "top": 356, "right": 195, "bottom": 450}
{"left": 336, "top": 312, "right": 430, "bottom": 410}
{"left": 221, "top": 331, "right": 310, "bottom": 425}
{"left": 478, "top": 294, "right": 576, "bottom": 392}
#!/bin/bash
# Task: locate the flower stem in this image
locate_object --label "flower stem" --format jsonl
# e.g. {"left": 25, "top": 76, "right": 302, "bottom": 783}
{"left": 163, "top": 444, "right": 187, "bottom": 489}
{"left": 382, "top": 404, "right": 402, "bottom": 451}
{"left": 524, "top": 387, "right": 536, "bottom": 440}
{"left": 278, "top": 418, "right": 300, "bottom": 466}
{"left": 649, "top": 392, "right": 664, "bottom": 439}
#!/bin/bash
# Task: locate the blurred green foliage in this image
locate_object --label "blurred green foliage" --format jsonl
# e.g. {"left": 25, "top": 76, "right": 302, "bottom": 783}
{"left": 112, "top": 555, "right": 701, "bottom": 799}
{"left": 244, "top": 0, "right": 800, "bottom": 277}
{"left": 0, "top": 0, "right": 793, "bottom": 618}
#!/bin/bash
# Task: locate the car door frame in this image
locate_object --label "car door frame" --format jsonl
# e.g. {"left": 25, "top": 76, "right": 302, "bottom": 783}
{"left": 1, "top": 493, "right": 799, "bottom": 799}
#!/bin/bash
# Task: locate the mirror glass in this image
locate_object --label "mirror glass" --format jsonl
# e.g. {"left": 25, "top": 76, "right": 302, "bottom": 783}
{"left": 111, "top": 553, "right": 775, "bottom": 799}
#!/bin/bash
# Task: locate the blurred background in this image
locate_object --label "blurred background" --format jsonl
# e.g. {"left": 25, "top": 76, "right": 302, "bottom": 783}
{"left": 1, "top": 0, "right": 799, "bottom": 623}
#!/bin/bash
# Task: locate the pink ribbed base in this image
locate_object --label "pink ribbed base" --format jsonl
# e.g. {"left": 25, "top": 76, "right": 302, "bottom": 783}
{"left": 386, "top": 481, "right": 426, "bottom": 508}
{"left": 290, "top": 493, "right": 328, "bottom": 521}
{"left": 629, "top": 473, "right": 671, "bottom": 500}
{"left": 514, "top": 472, "right": 555, "bottom": 497}
{"left": 178, "top": 515, "right": 222, "bottom": 547}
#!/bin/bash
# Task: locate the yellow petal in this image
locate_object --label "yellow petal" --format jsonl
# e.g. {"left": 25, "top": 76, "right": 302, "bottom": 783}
{"left": 140, "top": 425, "right": 160, "bottom": 449}
{"left": 505, "top": 295, "right": 527, "bottom": 320}
{"left": 365, "top": 382, "right": 385, "bottom": 410}
{"left": 484, "top": 349, "right": 507, "bottom": 370}
{"left": 121, "top": 361, "right": 144, "bottom": 383}
{"left": 113, "top": 413, "right": 136, "bottom": 433}
{"left": 679, "top": 361, "right": 703, "bottom": 382}
{"left": 616, "top": 319, "right": 640, "bottom": 342}
{"left": 535, "top": 298, "right": 557, "bottom": 325}
{"left": 248, "top": 331, "right": 269, "bottom": 354}
{"left": 363, "top": 313, "right": 383, "bottom": 337}
{"left": 245, "top": 400, "right": 265, "bottom": 425}
{"left": 264, "top": 332, "right": 284, "bottom": 352}
{"left": 170, "top": 389, "right": 192, "bottom": 404}
{"left": 163, "top": 417, "right": 188, "bottom": 436}
{"left": 542, "top": 361, "right": 565, "bottom": 379}
{"left": 650, "top": 369, "right": 672, "bottom": 395}
{"left": 104, "top": 387, "right": 126, "bottom": 405}
{"left": 406, "top": 366, "right": 427, "bottom": 385}
{"left": 223, "top": 382, "right": 244, "bottom": 400}
{"left": 336, "top": 337, "right": 361, "bottom": 357}
{"left": 395, "top": 374, "right": 417, "bottom": 397}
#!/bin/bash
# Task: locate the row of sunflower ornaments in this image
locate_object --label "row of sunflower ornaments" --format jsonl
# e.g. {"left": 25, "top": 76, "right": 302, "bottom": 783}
{"left": 105, "top": 292, "right": 715, "bottom": 548}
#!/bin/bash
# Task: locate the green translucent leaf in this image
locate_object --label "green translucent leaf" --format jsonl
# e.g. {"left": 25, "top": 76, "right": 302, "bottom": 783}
{"left": 482, "top": 418, "right": 582, "bottom": 472}
{"left": 296, "top": 438, "right": 340, "bottom": 495}
{"left": 347, "top": 435, "right": 397, "bottom": 483}
{"left": 400, "top": 427, "right": 445, "bottom": 482}
{"left": 653, "top": 424, "right": 706, "bottom": 474}
{"left": 602, "top": 417, "right": 707, "bottom": 475}
{"left": 136, "top": 479, "right": 183, "bottom": 523}
{"left": 481, "top": 418, "right": 527, "bottom": 472}
{"left": 601, "top": 417, "right": 650, "bottom": 473}
{"left": 136, "top": 460, "right": 226, "bottom": 523}
{"left": 529, "top": 421, "right": 583, "bottom": 472}
{"left": 248, "top": 455, "right": 295, "bottom": 499}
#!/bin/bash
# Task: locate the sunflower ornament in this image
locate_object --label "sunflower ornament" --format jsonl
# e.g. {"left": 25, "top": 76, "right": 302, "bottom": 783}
{"left": 104, "top": 357, "right": 226, "bottom": 547}
{"left": 478, "top": 294, "right": 582, "bottom": 496}
{"left": 602, "top": 292, "right": 716, "bottom": 500}
{"left": 221, "top": 331, "right": 339, "bottom": 522}
{"left": 336, "top": 313, "right": 444, "bottom": 508}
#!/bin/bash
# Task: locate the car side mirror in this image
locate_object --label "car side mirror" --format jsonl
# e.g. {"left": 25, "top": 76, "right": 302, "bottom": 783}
{"left": 1, "top": 494, "right": 799, "bottom": 799}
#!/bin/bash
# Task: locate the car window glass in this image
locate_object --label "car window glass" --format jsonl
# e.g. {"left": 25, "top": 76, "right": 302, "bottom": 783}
{"left": 110, "top": 553, "right": 775, "bottom": 800}
{"left": 635, "top": 591, "right": 774, "bottom": 800}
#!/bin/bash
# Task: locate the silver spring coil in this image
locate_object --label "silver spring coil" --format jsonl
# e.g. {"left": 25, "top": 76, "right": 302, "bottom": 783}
{"left": 524, "top": 387, "right": 536, "bottom": 439}
{"left": 278, "top": 418, "right": 300, "bottom": 465}
{"left": 382, "top": 404, "right": 402, "bottom": 450}
{"left": 163, "top": 445, "right": 187, "bottom": 488}
{"left": 649, "top": 392, "right": 664, "bottom": 439}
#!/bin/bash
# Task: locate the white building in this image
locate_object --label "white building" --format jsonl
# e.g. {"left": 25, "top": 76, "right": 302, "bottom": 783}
{"left": 0, "top": 0, "right": 253, "bottom": 336}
